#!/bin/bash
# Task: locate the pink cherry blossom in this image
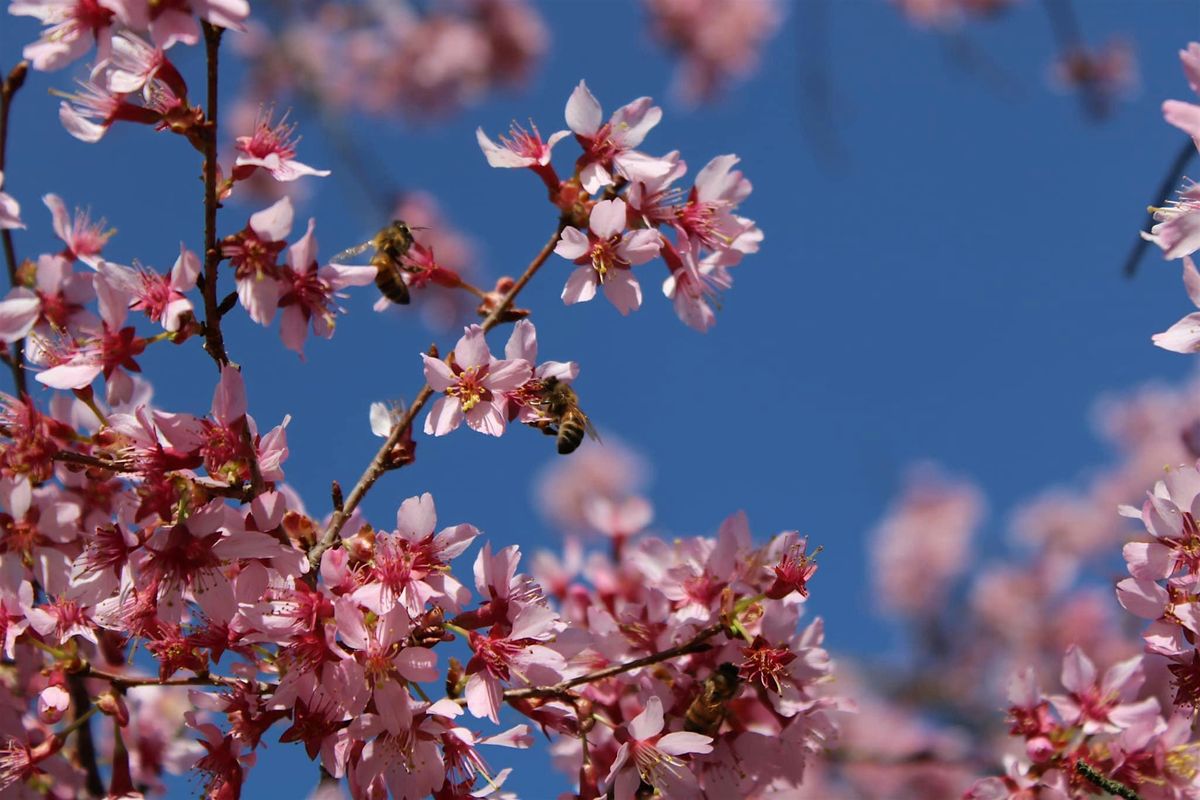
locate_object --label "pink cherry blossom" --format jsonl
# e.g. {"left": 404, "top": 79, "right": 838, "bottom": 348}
{"left": 476, "top": 120, "right": 569, "bottom": 169}
{"left": 0, "top": 254, "right": 96, "bottom": 343}
{"left": 44, "top": 194, "right": 114, "bottom": 268}
{"left": 221, "top": 197, "right": 293, "bottom": 325}
{"left": 98, "top": 245, "right": 199, "bottom": 332}
{"left": 1048, "top": 646, "right": 1159, "bottom": 735}
{"left": 565, "top": 81, "right": 675, "bottom": 194}
{"left": 234, "top": 109, "right": 331, "bottom": 183}
{"left": 10, "top": 0, "right": 117, "bottom": 72}
{"left": 421, "top": 325, "right": 531, "bottom": 436}
{"left": 277, "top": 219, "right": 375, "bottom": 355}
{"left": 604, "top": 696, "right": 713, "bottom": 800}
{"left": 555, "top": 198, "right": 661, "bottom": 315}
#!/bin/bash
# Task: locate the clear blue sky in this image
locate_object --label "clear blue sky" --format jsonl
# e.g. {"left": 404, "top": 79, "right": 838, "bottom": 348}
{"left": 3, "top": 1, "right": 1200, "bottom": 797}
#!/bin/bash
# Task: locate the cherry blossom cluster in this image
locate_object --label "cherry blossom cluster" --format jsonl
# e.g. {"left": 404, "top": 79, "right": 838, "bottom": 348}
{"left": 1147, "top": 44, "right": 1200, "bottom": 351}
{"left": 0, "top": 0, "right": 839, "bottom": 797}
{"left": 232, "top": 0, "right": 547, "bottom": 121}
{"left": 964, "top": 648, "right": 1196, "bottom": 799}
{"left": 640, "top": 0, "right": 782, "bottom": 103}
{"left": 1115, "top": 465, "right": 1200, "bottom": 714}
{"left": 477, "top": 81, "right": 762, "bottom": 331}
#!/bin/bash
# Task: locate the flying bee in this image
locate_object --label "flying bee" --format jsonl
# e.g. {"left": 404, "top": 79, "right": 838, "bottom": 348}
{"left": 684, "top": 663, "right": 741, "bottom": 736}
{"left": 331, "top": 220, "right": 416, "bottom": 305}
{"left": 534, "top": 377, "right": 599, "bottom": 455}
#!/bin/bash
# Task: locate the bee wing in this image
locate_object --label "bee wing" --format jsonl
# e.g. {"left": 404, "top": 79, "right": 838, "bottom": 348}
{"left": 583, "top": 414, "right": 602, "bottom": 443}
{"left": 330, "top": 240, "right": 374, "bottom": 264}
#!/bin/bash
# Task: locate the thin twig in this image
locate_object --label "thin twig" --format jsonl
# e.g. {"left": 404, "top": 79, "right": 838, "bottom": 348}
{"left": 307, "top": 226, "right": 564, "bottom": 569}
{"left": 199, "top": 23, "right": 229, "bottom": 369}
{"left": 1040, "top": 0, "right": 1105, "bottom": 119}
{"left": 197, "top": 23, "right": 267, "bottom": 502}
{"left": 0, "top": 61, "right": 29, "bottom": 397}
{"left": 503, "top": 624, "right": 723, "bottom": 701}
{"left": 1123, "top": 137, "right": 1197, "bottom": 277}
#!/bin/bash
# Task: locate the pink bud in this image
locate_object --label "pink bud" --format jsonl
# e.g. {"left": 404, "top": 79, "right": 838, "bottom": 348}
{"left": 36, "top": 686, "right": 70, "bottom": 725}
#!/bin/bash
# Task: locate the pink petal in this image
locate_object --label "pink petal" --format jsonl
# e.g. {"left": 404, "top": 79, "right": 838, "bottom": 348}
{"left": 1180, "top": 42, "right": 1200, "bottom": 94}
{"left": 616, "top": 229, "right": 662, "bottom": 266}
{"left": 1061, "top": 645, "right": 1096, "bottom": 694}
{"left": 602, "top": 270, "right": 642, "bottom": 315}
{"left": 579, "top": 161, "right": 611, "bottom": 195}
{"left": 170, "top": 244, "right": 201, "bottom": 291}
{"left": 1143, "top": 209, "right": 1200, "bottom": 260}
{"left": 0, "top": 289, "right": 40, "bottom": 342}
{"left": 465, "top": 674, "right": 501, "bottom": 723}
{"left": 37, "top": 362, "right": 103, "bottom": 390}
{"left": 249, "top": 197, "right": 294, "bottom": 241}
{"left": 288, "top": 219, "right": 318, "bottom": 272}
{"left": 396, "top": 647, "right": 438, "bottom": 683}
{"left": 464, "top": 403, "right": 505, "bottom": 436}
{"left": 1123, "top": 541, "right": 1173, "bottom": 581}
{"left": 562, "top": 267, "right": 597, "bottom": 305}
{"left": 1164, "top": 99, "right": 1200, "bottom": 139}
{"left": 212, "top": 365, "right": 248, "bottom": 424}
{"left": 396, "top": 493, "right": 437, "bottom": 538}
{"left": 657, "top": 731, "right": 714, "bottom": 757}
{"left": 504, "top": 319, "right": 537, "bottom": 362}
{"left": 424, "top": 397, "right": 462, "bottom": 436}
{"left": 485, "top": 359, "right": 532, "bottom": 392}
{"left": 476, "top": 128, "right": 532, "bottom": 168}
{"left": 422, "top": 354, "right": 456, "bottom": 391}
{"left": 565, "top": 81, "right": 602, "bottom": 136}
{"left": 279, "top": 305, "right": 308, "bottom": 354}
{"left": 1153, "top": 312, "right": 1200, "bottom": 353}
{"left": 554, "top": 227, "right": 589, "bottom": 261}
{"left": 627, "top": 696, "right": 665, "bottom": 741}
{"left": 453, "top": 325, "right": 490, "bottom": 369}
{"left": 1100, "top": 655, "right": 1144, "bottom": 698}
{"left": 694, "top": 154, "right": 742, "bottom": 203}
{"left": 1184, "top": 256, "right": 1200, "bottom": 307}
{"left": 589, "top": 199, "right": 627, "bottom": 240}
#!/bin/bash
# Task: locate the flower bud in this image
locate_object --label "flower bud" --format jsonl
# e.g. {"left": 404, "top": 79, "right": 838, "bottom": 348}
{"left": 36, "top": 686, "right": 69, "bottom": 725}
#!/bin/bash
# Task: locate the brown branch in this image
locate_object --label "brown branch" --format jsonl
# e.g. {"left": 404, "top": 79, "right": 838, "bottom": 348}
{"left": 0, "top": 62, "right": 29, "bottom": 397}
{"left": 79, "top": 664, "right": 243, "bottom": 689}
{"left": 66, "top": 674, "right": 104, "bottom": 797}
{"left": 307, "top": 225, "right": 564, "bottom": 569}
{"left": 199, "top": 22, "right": 229, "bottom": 369}
{"left": 52, "top": 450, "right": 126, "bottom": 472}
{"left": 502, "top": 624, "right": 724, "bottom": 702}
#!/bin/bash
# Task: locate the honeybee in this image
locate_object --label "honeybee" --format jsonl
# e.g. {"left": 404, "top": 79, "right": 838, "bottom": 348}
{"left": 535, "top": 377, "right": 599, "bottom": 455}
{"left": 331, "top": 220, "right": 416, "bottom": 305}
{"left": 683, "top": 663, "right": 740, "bottom": 736}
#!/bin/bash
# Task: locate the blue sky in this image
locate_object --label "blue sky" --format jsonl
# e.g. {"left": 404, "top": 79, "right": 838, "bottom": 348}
{"left": 4, "top": 0, "right": 1200, "bottom": 796}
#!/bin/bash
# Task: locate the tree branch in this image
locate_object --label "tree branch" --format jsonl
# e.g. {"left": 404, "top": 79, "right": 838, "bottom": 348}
{"left": 199, "top": 23, "right": 229, "bottom": 369}
{"left": 0, "top": 61, "right": 29, "bottom": 397}
{"left": 307, "top": 225, "right": 564, "bottom": 569}
{"left": 502, "top": 624, "right": 723, "bottom": 701}
{"left": 66, "top": 674, "right": 104, "bottom": 797}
